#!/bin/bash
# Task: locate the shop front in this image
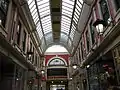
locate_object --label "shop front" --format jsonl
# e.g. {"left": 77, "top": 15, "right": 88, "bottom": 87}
{"left": 87, "top": 51, "right": 118, "bottom": 90}
{"left": 0, "top": 54, "right": 26, "bottom": 90}
{"left": 112, "top": 44, "right": 120, "bottom": 84}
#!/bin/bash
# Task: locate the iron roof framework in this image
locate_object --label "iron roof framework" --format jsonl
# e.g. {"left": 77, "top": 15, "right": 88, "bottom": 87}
{"left": 27, "top": 0, "right": 84, "bottom": 54}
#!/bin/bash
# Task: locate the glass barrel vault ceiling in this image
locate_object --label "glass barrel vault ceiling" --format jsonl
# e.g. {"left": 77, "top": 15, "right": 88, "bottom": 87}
{"left": 27, "top": 0, "right": 84, "bottom": 53}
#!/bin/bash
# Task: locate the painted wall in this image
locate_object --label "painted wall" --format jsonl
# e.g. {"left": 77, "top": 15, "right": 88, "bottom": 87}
{"left": 45, "top": 54, "right": 70, "bottom": 66}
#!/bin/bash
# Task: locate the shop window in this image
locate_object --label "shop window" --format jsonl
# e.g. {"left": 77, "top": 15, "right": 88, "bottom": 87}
{"left": 100, "top": 0, "right": 110, "bottom": 26}
{"left": 22, "top": 30, "right": 27, "bottom": 52}
{"left": 115, "top": 0, "right": 120, "bottom": 11}
{"left": 85, "top": 30, "right": 90, "bottom": 52}
{"left": 0, "top": 0, "right": 9, "bottom": 27}
{"left": 87, "top": 64, "right": 99, "bottom": 90}
{"left": 16, "top": 21, "right": 21, "bottom": 45}
{"left": 87, "top": 61, "right": 117, "bottom": 90}
{"left": 113, "top": 45, "right": 120, "bottom": 83}
{"left": 15, "top": 66, "right": 25, "bottom": 90}
{"left": 90, "top": 20, "right": 95, "bottom": 45}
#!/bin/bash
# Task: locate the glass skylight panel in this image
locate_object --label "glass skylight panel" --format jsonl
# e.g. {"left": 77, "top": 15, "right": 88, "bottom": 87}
{"left": 60, "top": 33, "right": 68, "bottom": 42}
{"left": 42, "top": 22, "right": 50, "bottom": 26}
{"left": 74, "top": 14, "right": 79, "bottom": 21}
{"left": 41, "top": 38, "right": 46, "bottom": 50}
{"left": 28, "top": 0, "right": 40, "bottom": 27}
{"left": 39, "top": 7, "right": 49, "bottom": 13}
{"left": 76, "top": 3, "right": 81, "bottom": 10}
{"left": 62, "top": 6, "right": 72, "bottom": 13}
{"left": 38, "top": 3, "right": 49, "bottom": 9}
{"left": 61, "top": 18, "right": 71, "bottom": 24}
{"left": 61, "top": 25, "right": 70, "bottom": 30}
{"left": 29, "top": 2, "right": 35, "bottom": 9}
{"left": 78, "top": 0, "right": 83, "bottom": 7}
{"left": 61, "top": 28, "right": 69, "bottom": 32}
{"left": 27, "top": 0, "right": 53, "bottom": 50}
{"left": 28, "top": 0, "right": 33, "bottom": 5}
{"left": 61, "top": 22, "right": 68, "bottom": 26}
{"left": 45, "top": 35, "right": 53, "bottom": 45}
{"left": 36, "top": 0, "right": 52, "bottom": 36}
{"left": 61, "top": 22, "right": 70, "bottom": 27}
{"left": 75, "top": 9, "right": 80, "bottom": 16}
{"left": 70, "top": 30, "right": 75, "bottom": 40}
{"left": 36, "top": 22, "right": 43, "bottom": 39}
{"left": 61, "top": 25, "right": 70, "bottom": 34}
{"left": 73, "top": 18, "right": 78, "bottom": 24}
{"left": 62, "top": 15, "right": 71, "bottom": 20}
{"left": 71, "top": 27, "right": 76, "bottom": 33}
{"left": 33, "top": 13, "right": 38, "bottom": 20}
{"left": 62, "top": 10, "right": 72, "bottom": 16}
{"left": 30, "top": 5, "right": 36, "bottom": 12}
{"left": 34, "top": 19, "right": 39, "bottom": 25}
{"left": 41, "top": 15, "right": 52, "bottom": 34}
{"left": 62, "top": 17, "right": 71, "bottom": 22}
{"left": 37, "top": 1, "right": 49, "bottom": 6}
{"left": 63, "top": 5, "right": 73, "bottom": 10}
{"left": 61, "top": 29, "right": 70, "bottom": 34}
{"left": 37, "top": 0, "right": 49, "bottom": 4}
{"left": 72, "top": 24, "right": 76, "bottom": 30}
{"left": 63, "top": 0, "right": 74, "bottom": 6}
{"left": 43, "top": 27, "right": 52, "bottom": 34}
{"left": 33, "top": 16, "right": 39, "bottom": 24}
{"left": 68, "top": 39, "right": 72, "bottom": 47}
{"left": 40, "top": 10, "right": 50, "bottom": 15}
{"left": 61, "top": 0, "right": 75, "bottom": 36}
{"left": 32, "top": 10, "right": 37, "bottom": 18}
{"left": 37, "top": 0, "right": 49, "bottom": 5}
{"left": 61, "top": 30, "right": 69, "bottom": 34}
{"left": 62, "top": 24, "right": 70, "bottom": 29}
{"left": 33, "top": 16, "right": 38, "bottom": 21}
{"left": 66, "top": 0, "right": 83, "bottom": 42}
{"left": 74, "top": 13, "right": 79, "bottom": 19}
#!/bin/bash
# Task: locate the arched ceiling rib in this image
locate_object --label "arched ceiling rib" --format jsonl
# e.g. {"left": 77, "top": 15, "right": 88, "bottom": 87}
{"left": 27, "top": 0, "right": 84, "bottom": 54}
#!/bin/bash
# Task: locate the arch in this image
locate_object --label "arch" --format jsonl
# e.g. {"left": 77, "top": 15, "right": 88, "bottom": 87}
{"left": 48, "top": 58, "right": 65, "bottom": 66}
{"left": 46, "top": 56, "right": 68, "bottom": 66}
